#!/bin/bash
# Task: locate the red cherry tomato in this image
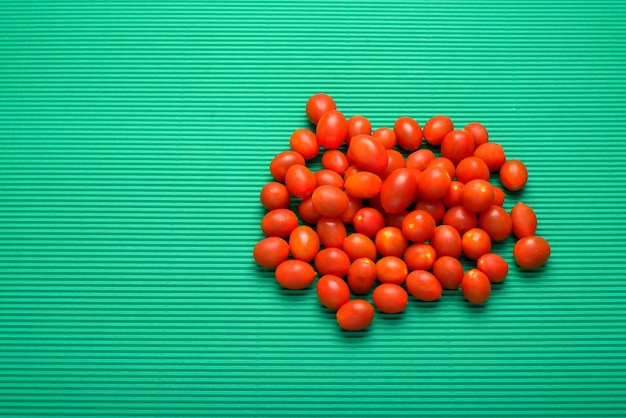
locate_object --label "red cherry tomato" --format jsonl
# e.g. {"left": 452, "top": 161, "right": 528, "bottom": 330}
{"left": 343, "top": 233, "right": 377, "bottom": 261}
{"left": 464, "top": 122, "right": 489, "bottom": 147}
{"left": 428, "top": 157, "right": 456, "bottom": 179}
{"left": 379, "top": 149, "right": 406, "bottom": 180}
{"left": 289, "top": 128, "right": 319, "bottom": 160}
{"left": 403, "top": 243, "right": 437, "bottom": 271}
{"left": 348, "top": 134, "right": 388, "bottom": 172}
{"left": 461, "top": 269, "right": 491, "bottom": 304}
{"left": 402, "top": 210, "right": 436, "bottom": 242}
{"left": 347, "top": 258, "right": 377, "bottom": 294}
{"left": 432, "top": 256, "right": 464, "bottom": 289}
{"left": 462, "top": 179, "right": 494, "bottom": 213}
{"left": 455, "top": 156, "right": 490, "bottom": 183}
{"left": 461, "top": 228, "right": 492, "bottom": 261}
{"left": 492, "top": 186, "right": 506, "bottom": 206}
{"left": 343, "top": 164, "right": 361, "bottom": 181}
{"left": 316, "top": 217, "right": 347, "bottom": 248}
{"left": 429, "top": 225, "right": 462, "bottom": 258}
{"left": 384, "top": 210, "right": 408, "bottom": 229}
{"left": 306, "top": 93, "right": 336, "bottom": 125}
{"left": 510, "top": 202, "right": 538, "bottom": 238}
{"left": 406, "top": 149, "right": 435, "bottom": 171}
{"left": 275, "top": 260, "right": 317, "bottom": 290}
{"left": 289, "top": 225, "right": 320, "bottom": 262}
{"left": 476, "top": 253, "right": 508, "bottom": 283}
{"left": 442, "top": 181, "right": 464, "bottom": 209}
{"left": 344, "top": 172, "right": 383, "bottom": 199}
{"left": 406, "top": 270, "right": 443, "bottom": 302}
{"left": 316, "top": 275, "right": 350, "bottom": 310}
{"left": 394, "top": 116, "right": 423, "bottom": 151}
{"left": 375, "top": 226, "right": 409, "bottom": 258}
{"left": 285, "top": 164, "right": 316, "bottom": 198}
{"left": 372, "top": 127, "right": 396, "bottom": 149}
{"left": 336, "top": 299, "right": 375, "bottom": 331}
{"left": 423, "top": 115, "right": 454, "bottom": 146}
{"left": 417, "top": 166, "right": 453, "bottom": 201}
{"left": 500, "top": 159, "right": 528, "bottom": 191}
{"left": 340, "top": 196, "right": 362, "bottom": 224}
{"left": 314, "top": 169, "right": 344, "bottom": 189}
{"left": 314, "top": 248, "right": 351, "bottom": 277}
{"left": 253, "top": 237, "right": 290, "bottom": 269}
{"left": 513, "top": 235, "right": 551, "bottom": 269}
{"left": 347, "top": 115, "right": 372, "bottom": 140}
{"left": 415, "top": 199, "right": 446, "bottom": 224}
{"left": 478, "top": 205, "right": 512, "bottom": 242}
{"left": 261, "top": 208, "right": 299, "bottom": 238}
{"left": 353, "top": 207, "right": 386, "bottom": 238}
{"left": 269, "top": 151, "right": 306, "bottom": 182}
{"left": 311, "top": 185, "right": 349, "bottom": 217}
{"left": 317, "top": 110, "right": 348, "bottom": 149}
{"left": 372, "top": 284, "right": 408, "bottom": 314}
{"left": 380, "top": 168, "right": 418, "bottom": 214}
{"left": 474, "top": 142, "right": 505, "bottom": 172}
{"left": 376, "top": 256, "right": 408, "bottom": 285}
{"left": 297, "top": 197, "right": 322, "bottom": 225}
{"left": 441, "top": 129, "right": 474, "bottom": 165}
{"left": 260, "top": 181, "right": 290, "bottom": 210}
{"left": 442, "top": 206, "right": 478, "bottom": 235}
{"left": 321, "top": 149, "right": 349, "bottom": 175}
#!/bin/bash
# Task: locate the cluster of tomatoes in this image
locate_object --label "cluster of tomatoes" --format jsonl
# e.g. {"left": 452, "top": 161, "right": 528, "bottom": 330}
{"left": 254, "top": 93, "right": 551, "bottom": 332}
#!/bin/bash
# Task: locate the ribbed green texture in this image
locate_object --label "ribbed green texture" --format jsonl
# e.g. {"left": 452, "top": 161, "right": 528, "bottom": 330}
{"left": 1, "top": 1, "right": 626, "bottom": 416}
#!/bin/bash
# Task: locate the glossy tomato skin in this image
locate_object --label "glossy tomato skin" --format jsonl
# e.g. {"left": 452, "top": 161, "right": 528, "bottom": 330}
{"left": 261, "top": 208, "right": 299, "bottom": 238}
{"left": 311, "top": 185, "right": 349, "bottom": 217}
{"left": 289, "top": 225, "right": 320, "bottom": 262}
{"left": 406, "top": 149, "right": 435, "bottom": 171}
{"left": 316, "top": 275, "right": 350, "bottom": 310}
{"left": 314, "top": 169, "right": 344, "bottom": 189}
{"left": 478, "top": 205, "right": 512, "bottom": 242}
{"left": 285, "top": 164, "right": 316, "bottom": 198}
{"left": 477, "top": 253, "right": 509, "bottom": 283}
{"left": 462, "top": 228, "right": 492, "bottom": 261}
{"left": 340, "top": 196, "right": 363, "bottom": 224}
{"left": 372, "top": 284, "right": 408, "bottom": 314}
{"left": 402, "top": 210, "right": 436, "bottom": 242}
{"left": 306, "top": 93, "right": 336, "bottom": 125}
{"left": 317, "top": 110, "right": 348, "bottom": 149}
{"left": 314, "top": 248, "right": 351, "bottom": 277}
{"left": 375, "top": 226, "right": 409, "bottom": 258}
{"left": 442, "top": 206, "right": 478, "bottom": 235}
{"left": 428, "top": 157, "right": 456, "bottom": 180}
{"left": 406, "top": 270, "right": 443, "bottom": 302}
{"left": 353, "top": 207, "right": 386, "bottom": 238}
{"left": 316, "top": 217, "right": 347, "bottom": 248}
{"left": 347, "top": 258, "right": 377, "bottom": 294}
{"left": 492, "top": 186, "right": 506, "bottom": 206}
{"left": 348, "top": 134, "right": 388, "bottom": 172}
{"left": 415, "top": 199, "right": 446, "bottom": 224}
{"left": 347, "top": 115, "right": 372, "bottom": 140}
{"left": 379, "top": 149, "right": 406, "bottom": 180}
{"left": 394, "top": 116, "right": 423, "bottom": 151}
{"left": 441, "top": 129, "right": 475, "bottom": 165}
{"left": 270, "top": 151, "right": 306, "bottom": 182}
{"left": 275, "top": 260, "right": 317, "bottom": 290}
{"left": 455, "top": 156, "right": 490, "bottom": 183}
{"left": 404, "top": 243, "right": 437, "bottom": 271}
{"left": 461, "top": 269, "right": 491, "bottom": 304}
{"left": 432, "top": 256, "right": 464, "bottom": 289}
{"left": 321, "top": 150, "right": 349, "bottom": 175}
{"left": 442, "top": 181, "right": 465, "bottom": 208}
{"left": 462, "top": 179, "right": 494, "bottom": 213}
{"left": 510, "top": 202, "right": 538, "bottom": 238}
{"left": 290, "top": 128, "right": 319, "bottom": 160}
{"left": 429, "top": 225, "right": 462, "bottom": 258}
{"left": 474, "top": 142, "right": 506, "bottom": 172}
{"left": 513, "top": 235, "right": 551, "bottom": 269}
{"left": 253, "top": 237, "right": 290, "bottom": 269}
{"left": 376, "top": 256, "right": 408, "bottom": 285}
{"left": 344, "top": 172, "right": 383, "bottom": 199}
{"left": 260, "top": 181, "right": 290, "bottom": 210}
{"left": 372, "top": 127, "right": 396, "bottom": 149}
{"left": 343, "top": 233, "right": 377, "bottom": 261}
{"left": 297, "top": 197, "right": 322, "bottom": 225}
{"left": 417, "top": 167, "right": 452, "bottom": 201}
{"left": 336, "top": 300, "right": 375, "bottom": 331}
{"left": 464, "top": 122, "right": 489, "bottom": 147}
{"left": 423, "top": 115, "right": 454, "bottom": 146}
{"left": 380, "top": 168, "right": 418, "bottom": 214}
{"left": 500, "top": 159, "right": 528, "bottom": 191}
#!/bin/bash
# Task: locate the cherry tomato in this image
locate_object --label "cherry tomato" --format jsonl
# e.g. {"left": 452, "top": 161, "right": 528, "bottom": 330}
{"left": 306, "top": 93, "right": 336, "bottom": 125}
{"left": 416, "top": 166, "right": 452, "bottom": 201}
{"left": 347, "top": 258, "right": 377, "bottom": 294}
{"left": 316, "top": 217, "right": 347, "bottom": 248}
{"left": 461, "top": 269, "right": 491, "bottom": 304}
{"left": 510, "top": 202, "right": 538, "bottom": 238}
{"left": 297, "top": 197, "right": 322, "bottom": 225}
{"left": 376, "top": 256, "right": 408, "bottom": 285}
{"left": 372, "top": 127, "right": 396, "bottom": 149}
{"left": 316, "top": 275, "right": 350, "bottom": 310}
{"left": 317, "top": 110, "right": 348, "bottom": 149}
{"left": 321, "top": 149, "right": 349, "bottom": 175}
{"left": 478, "top": 205, "right": 512, "bottom": 242}
{"left": 402, "top": 210, "right": 436, "bottom": 242}
{"left": 340, "top": 196, "right": 362, "bottom": 224}
{"left": 289, "top": 128, "right": 319, "bottom": 160}
{"left": 348, "top": 134, "right": 388, "bottom": 172}
{"left": 394, "top": 116, "right": 423, "bottom": 151}
{"left": 406, "top": 270, "right": 443, "bottom": 302}
{"left": 492, "top": 186, "right": 506, "bottom": 206}
{"left": 429, "top": 225, "right": 462, "bottom": 258}
{"left": 343, "top": 164, "right": 361, "bottom": 180}
{"left": 311, "top": 185, "right": 349, "bottom": 217}
{"left": 423, "top": 115, "right": 454, "bottom": 146}
{"left": 406, "top": 149, "right": 435, "bottom": 171}
{"left": 285, "top": 164, "right": 316, "bottom": 198}
{"left": 261, "top": 208, "right": 299, "bottom": 238}
{"left": 464, "top": 122, "right": 489, "bottom": 147}
{"left": 372, "top": 284, "right": 408, "bottom": 314}
{"left": 432, "top": 256, "right": 464, "bottom": 289}
{"left": 260, "top": 181, "right": 290, "bottom": 210}
{"left": 344, "top": 172, "right": 383, "bottom": 199}
{"left": 289, "top": 225, "right": 320, "bottom": 262}
{"left": 275, "top": 260, "right": 317, "bottom": 290}
{"left": 380, "top": 168, "right": 418, "bottom": 214}
{"left": 442, "top": 181, "right": 464, "bottom": 208}
{"left": 269, "top": 151, "right": 306, "bottom": 182}
{"left": 513, "top": 235, "right": 551, "bottom": 269}
{"left": 474, "top": 142, "right": 505, "bottom": 172}
{"left": 462, "top": 179, "right": 494, "bottom": 213}
{"left": 476, "top": 253, "right": 508, "bottom": 283}
{"left": 379, "top": 149, "right": 406, "bottom": 180}
{"left": 343, "top": 233, "right": 377, "bottom": 261}
{"left": 442, "top": 206, "right": 478, "bottom": 235}
{"left": 441, "top": 129, "right": 474, "bottom": 165}
{"left": 315, "top": 248, "right": 351, "bottom": 277}
{"left": 461, "top": 228, "right": 492, "bottom": 261}
{"left": 415, "top": 199, "right": 446, "bottom": 224}
{"left": 455, "top": 156, "right": 490, "bottom": 183}
{"left": 403, "top": 243, "right": 437, "bottom": 271}
{"left": 500, "top": 159, "right": 528, "bottom": 191}
{"left": 428, "top": 157, "right": 456, "bottom": 179}
{"left": 347, "top": 115, "right": 372, "bottom": 140}
{"left": 336, "top": 299, "right": 375, "bottom": 331}
{"left": 384, "top": 210, "right": 408, "bottom": 229}
{"left": 375, "top": 226, "right": 409, "bottom": 258}
{"left": 314, "top": 169, "right": 344, "bottom": 189}
{"left": 253, "top": 237, "right": 290, "bottom": 269}
{"left": 353, "top": 207, "right": 386, "bottom": 239}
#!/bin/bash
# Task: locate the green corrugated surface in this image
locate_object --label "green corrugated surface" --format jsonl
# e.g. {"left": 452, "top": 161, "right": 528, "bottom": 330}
{"left": 1, "top": 0, "right": 626, "bottom": 416}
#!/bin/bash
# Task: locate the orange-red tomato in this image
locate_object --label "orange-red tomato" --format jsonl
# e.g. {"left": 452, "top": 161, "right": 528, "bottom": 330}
{"left": 406, "top": 149, "right": 435, "bottom": 171}
{"left": 321, "top": 149, "right": 349, "bottom": 175}
{"left": 316, "top": 217, "right": 347, "bottom": 248}
{"left": 372, "top": 284, "right": 408, "bottom": 314}
{"left": 314, "top": 248, "right": 351, "bottom": 277}
{"left": 461, "top": 269, "right": 491, "bottom": 304}
{"left": 384, "top": 210, "right": 408, "bottom": 229}
{"left": 500, "top": 159, "right": 528, "bottom": 191}
{"left": 423, "top": 115, "right": 454, "bottom": 146}
{"left": 510, "top": 202, "right": 538, "bottom": 238}
{"left": 379, "top": 149, "right": 406, "bottom": 180}
{"left": 462, "top": 228, "right": 492, "bottom": 261}
{"left": 402, "top": 210, "right": 436, "bottom": 242}
{"left": 269, "top": 150, "right": 306, "bottom": 182}
{"left": 347, "top": 115, "right": 372, "bottom": 140}
{"left": 348, "top": 134, "right": 388, "bottom": 172}
{"left": 372, "top": 127, "right": 396, "bottom": 149}
{"left": 253, "top": 237, "right": 290, "bottom": 269}
{"left": 344, "top": 171, "right": 383, "bottom": 199}
{"left": 306, "top": 93, "right": 336, "bottom": 125}
{"left": 455, "top": 156, "right": 490, "bottom": 183}
{"left": 297, "top": 197, "right": 322, "bottom": 225}
{"left": 429, "top": 225, "right": 462, "bottom": 258}
{"left": 441, "top": 129, "right": 474, "bottom": 165}
{"left": 428, "top": 157, "right": 456, "bottom": 179}
{"left": 442, "top": 205, "right": 478, "bottom": 235}
{"left": 380, "top": 168, "right": 418, "bottom": 214}
{"left": 317, "top": 109, "right": 348, "bottom": 149}
{"left": 513, "top": 235, "right": 551, "bottom": 269}
{"left": 403, "top": 243, "right": 437, "bottom": 271}
{"left": 442, "top": 181, "right": 464, "bottom": 208}
{"left": 464, "top": 122, "right": 489, "bottom": 147}
{"left": 260, "top": 181, "right": 290, "bottom": 210}
{"left": 478, "top": 205, "right": 512, "bottom": 242}
{"left": 375, "top": 226, "right": 409, "bottom": 258}
{"left": 476, "top": 253, "right": 509, "bottom": 283}
{"left": 262, "top": 208, "right": 299, "bottom": 238}
{"left": 311, "top": 185, "right": 349, "bottom": 217}
{"left": 462, "top": 179, "right": 494, "bottom": 213}
{"left": 347, "top": 258, "right": 377, "bottom": 294}
{"left": 406, "top": 270, "right": 443, "bottom": 302}
{"left": 289, "top": 128, "right": 319, "bottom": 160}
{"left": 394, "top": 116, "right": 423, "bottom": 151}
{"left": 343, "top": 233, "right": 377, "bottom": 261}
{"left": 275, "top": 260, "right": 317, "bottom": 290}
{"left": 432, "top": 256, "right": 464, "bottom": 289}
{"left": 474, "top": 142, "right": 506, "bottom": 172}
{"left": 336, "top": 299, "right": 375, "bottom": 331}
{"left": 415, "top": 199, "right": 446, "bottom": 224}
{"left": 340, "top": 196, "right": 363, "bottom": 224}
{"left": 316, "top": 275, "right": 350, "bottom": 310}
{"left": 314, "top": 169, "right": 344, "bottom": 189}
{"left": 376, "top": 256, "right": 408, "bottom": 285}
{"left": 492, "top": 186, "right": 506, "bottom": 206}
{"left": 417, "top": 167, "right": 452, "bottom": 201}
{"left": 289, "top": 225, "right": 320, "bottom": 262}
{"left": 285, "top": 164, "right": 316, "bottom": 198}
{"left": 353, "top": 207, "right": 386, "bottom": 238}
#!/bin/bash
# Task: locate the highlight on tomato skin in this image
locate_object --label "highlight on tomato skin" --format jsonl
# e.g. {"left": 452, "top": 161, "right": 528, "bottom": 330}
{"left": 336, "top": 300, "right": 375, "bottom": 331}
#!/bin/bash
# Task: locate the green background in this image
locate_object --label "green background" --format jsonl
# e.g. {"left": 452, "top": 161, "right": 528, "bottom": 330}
{"left": 1, "top": 1, "right": 626, "bottom": 416}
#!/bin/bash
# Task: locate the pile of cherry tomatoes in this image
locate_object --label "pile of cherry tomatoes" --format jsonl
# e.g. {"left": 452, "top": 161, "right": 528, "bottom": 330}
{"left": 254, "top": 93, "right": 551, "bottom": 332}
